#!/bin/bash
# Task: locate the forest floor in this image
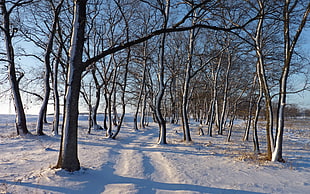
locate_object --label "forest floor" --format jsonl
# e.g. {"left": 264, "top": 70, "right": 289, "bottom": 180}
{"left": 0, "top": 114, "right": 310, "bottom": 194}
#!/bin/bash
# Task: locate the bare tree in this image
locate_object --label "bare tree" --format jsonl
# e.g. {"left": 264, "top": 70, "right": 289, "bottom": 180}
{"left": 36, "top": 0, "right": 64, "bottom": 135}
{"left": 55, "top": 0, "right": 87, "bottom": 171}
{"left": 0, "top": 0, "right": 32, "bottom": 135}
{"left": 272, "top": 0, "right": 310, "bottom": 162}
{"left": 155, "top": 0, "right": 170, "bottom": 144}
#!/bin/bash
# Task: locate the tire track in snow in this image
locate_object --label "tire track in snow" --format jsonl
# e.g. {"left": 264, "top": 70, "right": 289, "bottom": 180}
{"left": 102, "top": 128, "right": 158, "bottom": 193}
{"left": 145, "top": 151, "right": 186, "bottom": 184}
{"left": 103, "top": 126, "right": 198, "bottom": 193}
{"left": 114, "top": 149, "right": 146, "bottom": 179}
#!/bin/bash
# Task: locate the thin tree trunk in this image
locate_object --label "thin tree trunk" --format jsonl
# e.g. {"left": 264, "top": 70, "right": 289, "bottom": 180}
{"left": 1, "top": 1, "right": 29, "bottom": 135}
{"left": 36, "top": 0, "right": 63, "bottom": 136}
{"left": 252, "top": 74, "right": 262, "bottom": 153}
{"left": 181, "top": 19, "right": 195, "bottom": 143}
{"left": 226, "top": 114, "right": 235, "bottom": 142}
{"left": 219, "top": 51, "right": 231, "bottom": 135}
{"left": 243, "top": 75, "right": 257, "bottom": 141}
{"left": 208, "top": 55, "right": 221, "bottom": 137}
{"left": 112, "top": 2, "right": 130, "bottom": 138}
{"left": 134, "top": 42, "right": 148, "bottom": 130}
{"left": 207, "top": 100, "right": 215, "bottom": 137}
{"left": 272, "top": 0, "right": 309, "bottom": 162}
{"left": 227, "top": 88, "right": 245, "bottom": 142}
{"left": 103, "top": 92, "right": 109, "bottom": 130}
{"left": 156, "top": 0, "right": 170, "bottom": 145}
{"left": 91, "top": 69, "right": 102, "bottom": 131}
{"left": 254, "top": 2, "right": 274, "bottom": 159}
{"left": 140, "top": 84, "right": 147, "bottom": 128}
{"left": 52, "top": 45, "right": 62, "bottom": 136}
{"left": 87, "top": 84, "right": 92, "bottom": 134}
{"left": 106, "top": 58, "right": 117, "bottom": 138}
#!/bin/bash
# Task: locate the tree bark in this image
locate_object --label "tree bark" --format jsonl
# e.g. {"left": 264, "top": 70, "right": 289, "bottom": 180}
{"left": 208, "top": 55, "right": 222, "bottom": 137}
{"left": 272, "top": 0, "right": 310, "bottom": 162}
{"left": 52, "top": 51, "right": 61, "bottom": 136}
{"left": 56, "top": 0, "right": 87, "bottom": 171}
{"left": 181, "top": 18, "right": 195, "bottom": 142}
{"left": 243, "top": 75, "right": 257, "bottom": 141}
{"left": 1, "top": 0, "right": 29, "bottom": 135}
{"left": 219, "top": 51, "right": 231, "bottom": 135}
{"left": 134, "top": 42, "right": 148, "bottom": 131}
{"left": 156, "top": 0, "right": 170, "bottom": 145}
{"left": 36, "top": 0, "right": 63, "bottom": 135}
{"left": 91, "top": 69, "right": 103, "bottom": 131}
{"left": 254, "top": 1, "right": 274, "bottom": 159}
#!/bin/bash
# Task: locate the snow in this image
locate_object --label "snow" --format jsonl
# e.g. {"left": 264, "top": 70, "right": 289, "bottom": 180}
{"left": 1, "top": 114, "right": 310, "bottom": 194}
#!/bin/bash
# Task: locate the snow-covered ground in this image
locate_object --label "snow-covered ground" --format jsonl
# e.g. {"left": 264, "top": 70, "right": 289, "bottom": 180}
{"left": 0, "top": 114, "right": 310, "bottom": 194}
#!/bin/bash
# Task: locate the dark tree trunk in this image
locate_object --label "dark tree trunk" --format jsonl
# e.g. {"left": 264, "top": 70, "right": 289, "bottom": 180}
{"left": 36, "top": 0, "right": 63, "bottom": 136}
{"left": 156, "top": 0, "right": 170, "bottom": 145}
{"left": 1, "top": 1, "right": 29, "bottom": 135}
{"left": 52, "top": 53, "right": 60, "bottom": 135}
{"left": 91, "top": 69, "right": 102, "bottom": 131}
{"left": 56, "top": 0, "right": 87, "bottom": 172}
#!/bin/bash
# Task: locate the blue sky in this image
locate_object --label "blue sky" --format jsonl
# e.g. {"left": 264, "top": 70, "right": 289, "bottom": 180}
{"left": 287, "top": 28, "right": 310, "bottom": 109}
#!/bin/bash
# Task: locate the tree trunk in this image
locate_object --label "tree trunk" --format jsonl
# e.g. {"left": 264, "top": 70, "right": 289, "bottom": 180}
{"left": 208, "top": 55, "right": 221, "bottom": 137}
{"left": 207, "top": 100, "right": 215, "bottom": 137}
{"left": 140, "top": 83, "right": 148, "bottom": 128}
{"left": 272, "top": 0, "right": 309, "bottom": 162}
{"left": 134, "top": 42, "right": 148, "bottom": 130}
{"left": 243, "top": 75, "right": 257, "bottom": 141}
{"left": 112, "top": 52, "right": 130, "bottom": 138}
{"left": 52, "top": 52, "right": 60, "bottom": 135}
{"left": 181, "top": 19, "right": 195, "bottom": 143}
{"left": 1, "top": 1, "right": 29, "bottom": 135}
{"left": 87, "top": 84, "right": 92, "bottom": 134}
{"left": 56, "top": 0, "right": 87, "bottom": 172}
{"left": 226, "top": 114, "right": 235, "bottom": 142}
{"left": 254, "top": 2, "right": 274, "bottom": 159}
{"left": 219, "top": 51, "right": 231, "bottom": 135}
{"left": 37, "top": 0, "right": 63, "bottom": 135}
{"left": 106, "top": 59, "right": 118, "bottom": 138}
{"left": 103, "top": 92, "right": 109, "bottom": 130}
{"left": 252, "top": 74, "right": 262, "bottom": 153}
{"left": 91, "top": 69, "right": 102, "bottom": 131}
{"left": 156, "top": 0, "right": 170, "bottom": 145}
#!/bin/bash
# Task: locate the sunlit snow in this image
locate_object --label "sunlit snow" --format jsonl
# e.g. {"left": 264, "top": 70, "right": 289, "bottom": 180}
{"left": 0, "top": 114, "right": 309, "bottom": 193}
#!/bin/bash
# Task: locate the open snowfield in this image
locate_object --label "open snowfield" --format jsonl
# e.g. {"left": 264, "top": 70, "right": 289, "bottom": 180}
{"left": 0, "top": 114, "right": 310, "bottom": 194}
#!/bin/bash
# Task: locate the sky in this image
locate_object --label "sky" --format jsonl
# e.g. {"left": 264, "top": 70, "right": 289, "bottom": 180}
{"left": 287, "top": 28, "right": 310, "bottom": 109}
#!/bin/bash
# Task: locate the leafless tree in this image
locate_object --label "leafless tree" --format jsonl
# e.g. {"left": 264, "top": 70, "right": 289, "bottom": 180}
{"left": 272, "top": 0, "right": 310, "bottom": 162}
{"left": 0, "top": 0, "right": 33, "bottom": 135}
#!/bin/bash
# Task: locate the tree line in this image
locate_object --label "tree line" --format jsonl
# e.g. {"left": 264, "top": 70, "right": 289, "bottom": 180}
{"left": 0, "top": 0, "right": 309, "bottom": 171}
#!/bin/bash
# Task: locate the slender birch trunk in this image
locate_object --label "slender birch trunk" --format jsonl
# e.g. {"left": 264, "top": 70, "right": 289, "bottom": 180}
{"left": 272, "top": 0, "right": 310, "bottom": 162}
{"left": 219, "top": 51, "right": 231, "bottom": 135}
{"left": 254, "top": 0, "right": 274, "bottom": 159}
{"left": 208, "top": 55, "right": 221, "bottom": 137}
{"left": 243, "top": 75, "right": 257, "bottom": 141}
{"left": 181, "top": 19, "right": 195, "bottom": 142}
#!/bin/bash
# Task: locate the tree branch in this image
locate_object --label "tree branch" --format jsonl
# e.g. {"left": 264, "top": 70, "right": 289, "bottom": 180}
{"left": 83, "top": 17, "right": 257, "bottom": 69}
